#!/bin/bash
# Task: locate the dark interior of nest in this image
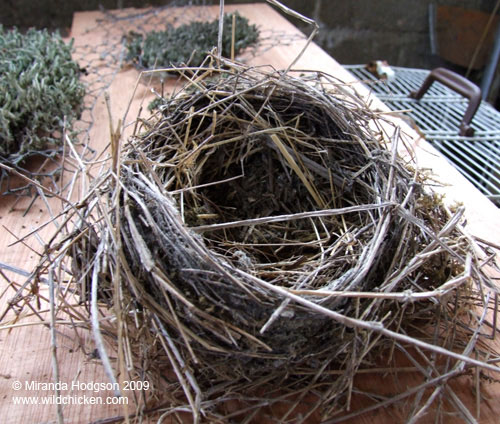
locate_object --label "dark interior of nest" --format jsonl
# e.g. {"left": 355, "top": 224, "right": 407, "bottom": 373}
{"left": 145, "top": 84, "right": 401, "bottom": 285}
{"left": 186, "top": 131, "right": 341, "bottom": 267}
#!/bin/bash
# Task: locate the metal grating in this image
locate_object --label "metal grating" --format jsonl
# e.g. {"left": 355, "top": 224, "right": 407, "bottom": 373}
{"left": 345, "top": 65, "right": 500, "bottom": 204}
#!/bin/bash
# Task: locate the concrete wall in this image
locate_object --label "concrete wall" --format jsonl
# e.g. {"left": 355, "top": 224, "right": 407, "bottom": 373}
{"left": 0, "top": 1, "right": 166, "bottom": 33}
{"left": 229, "top": 0, "right": 497, "bottom": 70}
{"left": 1, "top": 0, "right": 498, "bottom": 83}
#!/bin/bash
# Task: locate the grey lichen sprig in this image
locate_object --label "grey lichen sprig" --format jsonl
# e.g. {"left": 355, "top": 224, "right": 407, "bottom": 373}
{"left": 0, "top": 26, "right": 85, "bottom": 166}
{"left": 125, "top": 12, "right": 259, "bottom": 70}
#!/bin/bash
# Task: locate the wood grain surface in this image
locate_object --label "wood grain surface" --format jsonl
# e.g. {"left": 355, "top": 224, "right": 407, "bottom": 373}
{"left": 0, "top": 3, "right": 499, "bottom": 423}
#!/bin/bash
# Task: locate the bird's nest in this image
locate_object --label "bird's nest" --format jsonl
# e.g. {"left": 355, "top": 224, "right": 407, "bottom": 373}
{"left": 26, "top": 61, "right": 500, "bottom": 422}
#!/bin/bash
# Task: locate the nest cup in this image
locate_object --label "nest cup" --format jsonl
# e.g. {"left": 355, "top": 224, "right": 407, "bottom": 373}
{"left": 73, "top": 62, "right": 480, "bottom": 416}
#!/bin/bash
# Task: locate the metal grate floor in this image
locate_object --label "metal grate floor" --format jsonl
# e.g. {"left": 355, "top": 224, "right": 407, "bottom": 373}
{"left": 345, "top": 65, "right": 500, "bottom": 204}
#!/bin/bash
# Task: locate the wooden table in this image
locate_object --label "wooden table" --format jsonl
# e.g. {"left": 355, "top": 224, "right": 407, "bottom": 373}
{"left": 0, "top": 3, "right": 499, "bottom": 423}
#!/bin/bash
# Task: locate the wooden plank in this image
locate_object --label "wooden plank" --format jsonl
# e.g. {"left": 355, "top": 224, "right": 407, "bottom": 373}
{"left": 0, "top": 3, "right": 499, "bottom": 423}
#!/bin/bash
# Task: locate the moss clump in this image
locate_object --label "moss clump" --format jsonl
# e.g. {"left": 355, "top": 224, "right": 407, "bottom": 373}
{"left": 126, "top": 12, "right": 259, "bottom": 69}
{"left": 0, "top": 26, "right": 85, "bottom": 162}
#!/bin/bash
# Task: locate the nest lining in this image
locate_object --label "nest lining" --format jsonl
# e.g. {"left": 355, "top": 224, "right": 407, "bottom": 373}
{"left": 60, "top": 62, "right": 496, "bottom": 421}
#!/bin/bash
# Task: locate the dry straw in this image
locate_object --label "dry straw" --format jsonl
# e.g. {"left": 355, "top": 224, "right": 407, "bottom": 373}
{"left": 11, "top": 56, "right": 498, "bottom": 423}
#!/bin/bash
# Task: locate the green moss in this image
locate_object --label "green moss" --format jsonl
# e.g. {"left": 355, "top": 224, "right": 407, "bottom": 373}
{"left": 0, "top": 26, "right": 85, "bottom": 161}
{"left": 126, "top": 12, "right": 259, "bottom": 70}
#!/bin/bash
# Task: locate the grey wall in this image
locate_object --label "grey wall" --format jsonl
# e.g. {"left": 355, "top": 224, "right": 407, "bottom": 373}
{"left": 1, "top": 0, "right": 496, "bottom": 68}
{"left": 1, "top": 0, "right": 498, "bottom": 94}
{"left": 229, "top": 0, "right": 498, "bottom": 69}
{"left": 0, "top": 1, "right": 167, "bottom": 33}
